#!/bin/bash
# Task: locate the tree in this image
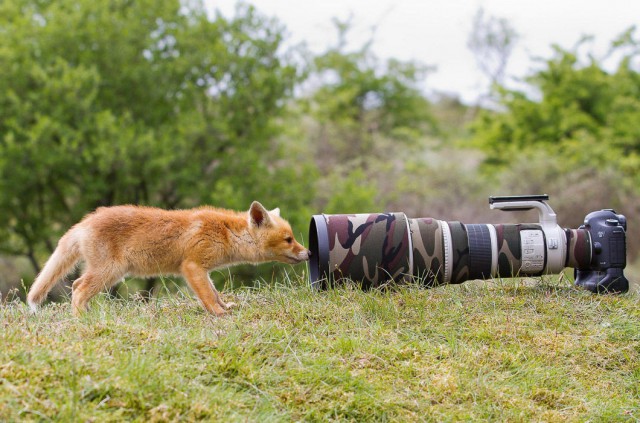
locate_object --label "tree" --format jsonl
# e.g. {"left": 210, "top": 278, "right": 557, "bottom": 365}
{"left": 467, "top": 8, "right": 519, "bottom": 106}
{"left": 298, "top": 20, "right": 437, "bottom": 212}
{"left": 471, "top": 27, "right": 640, "bottom": 184}
{"left": 310, "top": 21, "right": 435, "bottom": 161}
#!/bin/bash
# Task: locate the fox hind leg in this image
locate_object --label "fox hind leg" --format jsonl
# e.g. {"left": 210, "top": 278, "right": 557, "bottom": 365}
{"left": 71, "top": 267, "right": 125, "bottom": 316}
{"left": 217, "top": 290, "right": 236, "bottom": 310}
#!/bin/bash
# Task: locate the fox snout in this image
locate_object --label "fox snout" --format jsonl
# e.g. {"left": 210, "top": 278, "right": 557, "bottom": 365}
{"left": 287, "top": 243, "right": 310, "bottom": 264}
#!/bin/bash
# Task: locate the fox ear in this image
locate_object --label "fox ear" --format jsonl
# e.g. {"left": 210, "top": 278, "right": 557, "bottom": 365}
{"left": 249, "top": 201, "right": 273, "bottom": 228}
{"left": 270, "top": 207, "right": 280, "bottom": 217}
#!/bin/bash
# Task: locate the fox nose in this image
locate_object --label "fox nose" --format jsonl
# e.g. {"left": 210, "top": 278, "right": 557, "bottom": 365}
{"left": 301, "top": 249, "right": 311, "bottom": 261}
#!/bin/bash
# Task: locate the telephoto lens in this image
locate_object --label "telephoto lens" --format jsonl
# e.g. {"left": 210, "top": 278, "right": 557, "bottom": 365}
{"left": 308, "top": 196, "right": 628, "bottom": 293}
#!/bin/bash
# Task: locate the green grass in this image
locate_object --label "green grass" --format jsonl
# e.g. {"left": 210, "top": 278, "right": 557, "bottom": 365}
{"left": 1, "top": 275, "right": 639, "bottom": 422}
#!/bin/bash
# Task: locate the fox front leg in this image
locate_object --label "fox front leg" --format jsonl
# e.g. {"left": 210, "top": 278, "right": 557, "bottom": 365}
{"left": 180, "top": 260, "right": 227, "bottom": 316}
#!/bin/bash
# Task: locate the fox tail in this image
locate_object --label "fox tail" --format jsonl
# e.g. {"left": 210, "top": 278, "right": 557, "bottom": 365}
{"left": 27, "top": 227, "right": 82, "bottom": 312}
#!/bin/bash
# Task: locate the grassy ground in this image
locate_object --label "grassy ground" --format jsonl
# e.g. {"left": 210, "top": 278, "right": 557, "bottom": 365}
{"left": 1, "top": 275, "right": 638, "bottom": 422}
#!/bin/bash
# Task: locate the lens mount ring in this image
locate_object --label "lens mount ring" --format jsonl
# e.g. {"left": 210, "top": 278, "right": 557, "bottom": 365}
{"left": 441, "top": 221, "right": 453, "bottom": 284}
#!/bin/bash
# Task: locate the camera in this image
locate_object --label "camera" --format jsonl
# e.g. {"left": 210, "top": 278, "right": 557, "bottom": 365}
{"left": 574, "top": 209, "right": 627, "bottom": 293}
{"left": 308, "top": 195, "right": 628, "bottom": 293}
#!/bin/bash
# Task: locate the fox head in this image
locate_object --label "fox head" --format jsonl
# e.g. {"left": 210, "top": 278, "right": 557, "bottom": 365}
{"left": 248, "top": 201, "right": 310, "bottom": 264}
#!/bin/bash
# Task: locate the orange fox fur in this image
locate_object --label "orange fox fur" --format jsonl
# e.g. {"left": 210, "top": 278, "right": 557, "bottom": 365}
{"left": 27, "top": 201, "right": 309, "bottom": 316}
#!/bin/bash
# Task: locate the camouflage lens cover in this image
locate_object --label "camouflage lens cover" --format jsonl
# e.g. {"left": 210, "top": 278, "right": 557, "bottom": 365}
{"left": 310, "top": 213, "right": 412, "bottom": 289}
{"left": 309, "top": 213, "right": 596, "bottom": 289}
{"left": 494, "top": 224, "right": 523, "bottom": 277}
{"left": 409, "top": 218, "right": 444, "bottom": 286}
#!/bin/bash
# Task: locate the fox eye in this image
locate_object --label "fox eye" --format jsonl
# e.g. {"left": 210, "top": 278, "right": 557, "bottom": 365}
{"left": 285, "top": 236, "right": 293, "bottom": 244}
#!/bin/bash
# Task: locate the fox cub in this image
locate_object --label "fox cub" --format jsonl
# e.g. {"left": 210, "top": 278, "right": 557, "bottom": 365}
{"left": 27, "top": 201, "right": 309, "bottom": 316}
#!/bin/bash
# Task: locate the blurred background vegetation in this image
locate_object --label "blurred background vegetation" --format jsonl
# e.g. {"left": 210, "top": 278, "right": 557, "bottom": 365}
{"left": 1, "top": 0, "right": 638, "bottom": 299}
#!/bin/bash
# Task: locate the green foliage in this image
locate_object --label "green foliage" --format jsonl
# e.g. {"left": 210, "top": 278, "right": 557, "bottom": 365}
{"left": 309, "top": 22, "right": 435, "bottom": 163}
{"left": 471, "top": 28, "right": 640, "bottom": 191}
{"left": 1, "top": 277, "right": 639, "bottom": 420}
{"left": 322, "top": 168, "right": 381, "bottom": 214}
{"left": 299, "top": 20, "right": 437, "bottom": 216}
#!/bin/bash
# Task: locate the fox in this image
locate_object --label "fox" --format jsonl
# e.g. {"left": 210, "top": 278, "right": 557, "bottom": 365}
{"left": 27, "top": 201, "right": 310, "bottom": 316}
